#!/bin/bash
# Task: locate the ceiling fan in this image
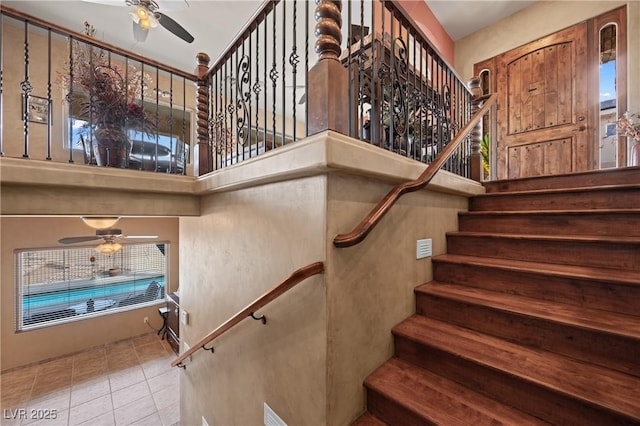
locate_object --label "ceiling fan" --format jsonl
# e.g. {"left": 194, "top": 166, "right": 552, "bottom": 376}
{"left": 83, "top": 0, "right": 194, "bottom": 43}
{"left": 58, "top": 217, "right": 158, "bottom": 254}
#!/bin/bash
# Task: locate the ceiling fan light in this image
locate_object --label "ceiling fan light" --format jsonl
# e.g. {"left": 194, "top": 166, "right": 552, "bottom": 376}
{"left": 82, "top": 216, "right": 120, "bottom": 230}
{"left": 97, "top": 242, "right": 123, "bottom": 254}
{"left": 136, "top": 6, "right": 149, "bottom": 20}
{"left": 140, "top": 18, "right": 152, "bottom": 29}
{"left": 132, "top": 21, "right": 149, "bottom": 42}
{"left": 129, "top": 11, "right": 140, "bottom": 24}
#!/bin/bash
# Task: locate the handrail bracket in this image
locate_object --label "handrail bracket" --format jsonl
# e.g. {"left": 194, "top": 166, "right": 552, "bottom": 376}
{"left": 249, "top": 312, "right": 267, "bottom": 325}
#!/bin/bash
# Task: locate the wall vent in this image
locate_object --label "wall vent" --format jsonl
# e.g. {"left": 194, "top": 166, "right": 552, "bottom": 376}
{"left": 416, "top": 238, "right": 432, "bottom": 259}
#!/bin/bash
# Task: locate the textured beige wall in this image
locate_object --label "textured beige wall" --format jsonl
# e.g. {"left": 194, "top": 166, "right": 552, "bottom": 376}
{"left": 179, "top": 177, "right": 327, "bottom": 426}
{"left": 325, "top": 173, "right": 468, "bottom": 425}
{"left": 178, "top": 132, "right": 476, "bottom": 426}
{"left": 0, "top": 216, "right": 179, "bottom": 371}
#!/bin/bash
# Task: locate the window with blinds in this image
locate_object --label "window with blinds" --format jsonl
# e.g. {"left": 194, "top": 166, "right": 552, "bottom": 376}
{"left": 16, "top": 243, "right": 168, "bottom": 331}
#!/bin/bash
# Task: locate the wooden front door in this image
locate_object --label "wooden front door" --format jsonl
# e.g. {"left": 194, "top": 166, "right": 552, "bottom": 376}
{"left": 496, "top": 23, "right": 589, "bottom": 179}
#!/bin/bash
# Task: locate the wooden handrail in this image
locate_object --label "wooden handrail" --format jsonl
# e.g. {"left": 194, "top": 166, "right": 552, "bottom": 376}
{"left": 171, "top": 261, "right": 324, "bottom": 368}
{"left": 333, "top": 93, "right": 498, "bottom": 248}
{"left": 0, "top": 5, "right": 197, "bottom": 80}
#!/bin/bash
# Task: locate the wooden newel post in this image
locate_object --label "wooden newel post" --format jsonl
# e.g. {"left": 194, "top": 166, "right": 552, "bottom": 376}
{"left": 307, "top": 0, "right": 349, "bottom": 136}
{"left": 194, "top": 52, "right": 211, "bottom": 176}
{"left": 468, "top": 76, "right": 484, "bottom": 182}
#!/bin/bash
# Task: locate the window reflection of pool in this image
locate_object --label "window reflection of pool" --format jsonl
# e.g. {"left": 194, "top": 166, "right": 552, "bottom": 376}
{"left": 23, "top": 276, "right": 165, "bottom": 311}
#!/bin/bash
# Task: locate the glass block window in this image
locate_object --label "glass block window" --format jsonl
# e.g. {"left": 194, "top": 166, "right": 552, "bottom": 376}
{"left": 16, "top": 243, "right": 168, "bottom": 331}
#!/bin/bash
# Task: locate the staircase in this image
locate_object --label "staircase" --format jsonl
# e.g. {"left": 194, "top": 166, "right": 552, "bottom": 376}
{"left": 354, "top": 167, "right": 640, "bottom": 426}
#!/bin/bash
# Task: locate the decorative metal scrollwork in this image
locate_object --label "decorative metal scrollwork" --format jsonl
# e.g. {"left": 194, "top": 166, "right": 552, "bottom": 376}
{"left": 269, "top": 66, "right": 279, "bottom": 85}
{"left": 390, "top": 37, "right": 409, "bottom": 143}
{"left": 236, "top": 55, "right": 250, "bottom": 146}
{"left": 20, "top": 80, "right": 33, "bottom": 95}
{"left": 289, "top": 51, "right": 300, "bottom": 69}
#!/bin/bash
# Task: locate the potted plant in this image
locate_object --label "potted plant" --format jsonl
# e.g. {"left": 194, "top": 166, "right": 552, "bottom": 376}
{"left": 57, "top": 22, "right": 155, "bottom": 167}
{"left": 618, "top": 111, "right": 640, "bottom": 167}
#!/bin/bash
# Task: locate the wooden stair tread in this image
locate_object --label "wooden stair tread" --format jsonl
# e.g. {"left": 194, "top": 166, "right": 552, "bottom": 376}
{"left": 416, "top": 282, "right": 640, "bottom": 339}
{"left": 483, "top": 168, "right": 640, "bottom": 193}
{"left": 461, "top": 209, "right": 640, "bottom": 216}
{"left": 450, "top": 231, "right": 640, "bottom": 244}
{"left": 393, "top": 316, "right": 640, "bottom": 419}
{"left": 433, "top": 253, "right": 640, "bottom": 286}
{"left": 475, "top": 183, "right": 640, "bottom": 197}
{"left": 352, "top": 412, "right": 388, "bottom": 426}
{"left": 366, "top": 357, "right": 550, "bottom": 426}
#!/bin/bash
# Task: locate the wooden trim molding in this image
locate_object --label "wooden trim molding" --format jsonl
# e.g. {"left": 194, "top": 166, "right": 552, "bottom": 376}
{"left": 333, "top": 93, "right": 498, "bottom": 248}
{"left": 171, "top": 261, "right": 324, "bottom": 368}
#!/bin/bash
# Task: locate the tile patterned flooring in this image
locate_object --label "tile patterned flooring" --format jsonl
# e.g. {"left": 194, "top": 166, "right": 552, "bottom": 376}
{"left": 1, "top": 333, "right": 180, "bottom": 426}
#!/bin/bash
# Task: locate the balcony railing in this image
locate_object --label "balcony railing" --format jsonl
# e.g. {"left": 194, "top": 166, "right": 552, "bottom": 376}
{"left": 0, "top": 6, "right": 197, "bottom": 175}
{"left": 1, "top": 1, "right": 486, "bottom": 182}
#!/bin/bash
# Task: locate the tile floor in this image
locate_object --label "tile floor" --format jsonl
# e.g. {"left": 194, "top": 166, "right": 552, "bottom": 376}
{"left": 1, "top": 332, "right": 180, "bottom": 426}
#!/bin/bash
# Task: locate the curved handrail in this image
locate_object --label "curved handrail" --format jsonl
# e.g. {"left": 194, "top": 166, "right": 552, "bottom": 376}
{"left": 171, "top": 261, "right": 324, "bottom": 368}
{"left": 333, "top": 93, "right": 498, "bottom": 248}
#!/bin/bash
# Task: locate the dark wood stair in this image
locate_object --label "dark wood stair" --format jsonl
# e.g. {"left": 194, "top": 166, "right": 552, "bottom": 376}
{"left": 354, "top": 168, "right": 640, "bottom": 426}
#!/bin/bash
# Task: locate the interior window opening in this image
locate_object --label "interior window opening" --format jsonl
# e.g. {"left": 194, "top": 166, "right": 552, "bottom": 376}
{"left": 16, "top": 243, "right": 168, "bottom": 331}
{"left": 598, "top": 23, "right": 617, "bottom": 170}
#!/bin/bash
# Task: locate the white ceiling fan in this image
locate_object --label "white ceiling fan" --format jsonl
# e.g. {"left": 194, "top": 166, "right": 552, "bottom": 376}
{"left": 58, "top": 217, "right": 158, "bottom": 254}
{"left": 82, "top": 0, "right": 194, "bottom": 43}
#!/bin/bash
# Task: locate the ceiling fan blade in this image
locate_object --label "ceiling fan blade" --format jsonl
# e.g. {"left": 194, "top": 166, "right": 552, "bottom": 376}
{"left": 58, "top": 236, "right": 102, "bottom": 244}
{"left": 122, "top": 235, "right": 159, "bottom": 239}
{"left": 81, "top": 0, "right": 127, "bottom": 7}
{"left": 157, "top": 12, "right": 194, "bottom": 43}
{"left": 156, "top": 0, "right": 190, "bottom": 12}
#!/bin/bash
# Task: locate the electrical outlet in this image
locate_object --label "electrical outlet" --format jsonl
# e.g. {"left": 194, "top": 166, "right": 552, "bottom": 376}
{"left": 143, "top": 316, "right": 149, "bottom": 324}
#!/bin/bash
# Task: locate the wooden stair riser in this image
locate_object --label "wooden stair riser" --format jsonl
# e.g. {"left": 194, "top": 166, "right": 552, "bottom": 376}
{"left": 415, "top": 291, "right": 640, "bottom": 377}
{"left": 447, "top": 234, "right": 640, "bottom": 271}
{"left": 458, "top": 212, "right": 640, "bottom": 237}
{"left": 470, "top": 188, "right": 640, "bottom": 211}
{"left": 483, "top": 167, "right": 640, "bottom": 193}
{"left": 432, "top": 259, "right": 640, "bottom": 316}
{"left": 393, "top": 336, "right": 638, "bottom": 426}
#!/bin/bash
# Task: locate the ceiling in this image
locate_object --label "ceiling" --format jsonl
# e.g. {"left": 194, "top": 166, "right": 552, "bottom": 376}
{"left": 3, "top": 0, "right": 537, "bottom": 75}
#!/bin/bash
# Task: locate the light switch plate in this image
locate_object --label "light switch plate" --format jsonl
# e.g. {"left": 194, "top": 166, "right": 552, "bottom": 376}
{"left": 180, "top": 310, "right": 189, "bottom": 325}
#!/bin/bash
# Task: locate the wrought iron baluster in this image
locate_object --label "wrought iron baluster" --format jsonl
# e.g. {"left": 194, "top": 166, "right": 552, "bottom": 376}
{"left": 66, "top": 36, "right": 74, "bottom": 163}
{"left": 263, "top": 15, "right": 268, "bottom": 155}
{"left": 270, "top": 10, "right": 277, "bottom": 149}
{"left": 46, "top": 29, "right": 52, "bottom": 160}
{"left": 254, "top": 22, "right": 261, "bottom": 157}
{"left": 155, "top": 66, "right": 161, "bottom": 172}
{"left": 0, "top": 12, "right": 4, "bottom": 155}
{"left": 346, "top": 0, "right": 353, "bottom": 138}
{"left": 182, "top": 76, "right": 187, "bottom": 174}
{"left": 246, "top": 35, "right": 252, "bottom": 157}
{"left": 20, "top": 20, "right": 32, "bottom": 158}
{"left": 281, "top": 0, "right": 286, "bottom": 147}
{"left": 140, "top": 62, "right": 146, "bottom": 170}
{"left": 304, "top": 0, "right": 309, "bottom": 136}
{"left": 290, "top": 0, "right": 298, "bottom": 141}
{"left": 169, "top": 72, "right": 174, "bottom": 174}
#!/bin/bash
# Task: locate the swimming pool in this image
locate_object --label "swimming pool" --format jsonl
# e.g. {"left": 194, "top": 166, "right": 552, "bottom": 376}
{"left": 23, "top": 276, "right": 165, "bottom": 311}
